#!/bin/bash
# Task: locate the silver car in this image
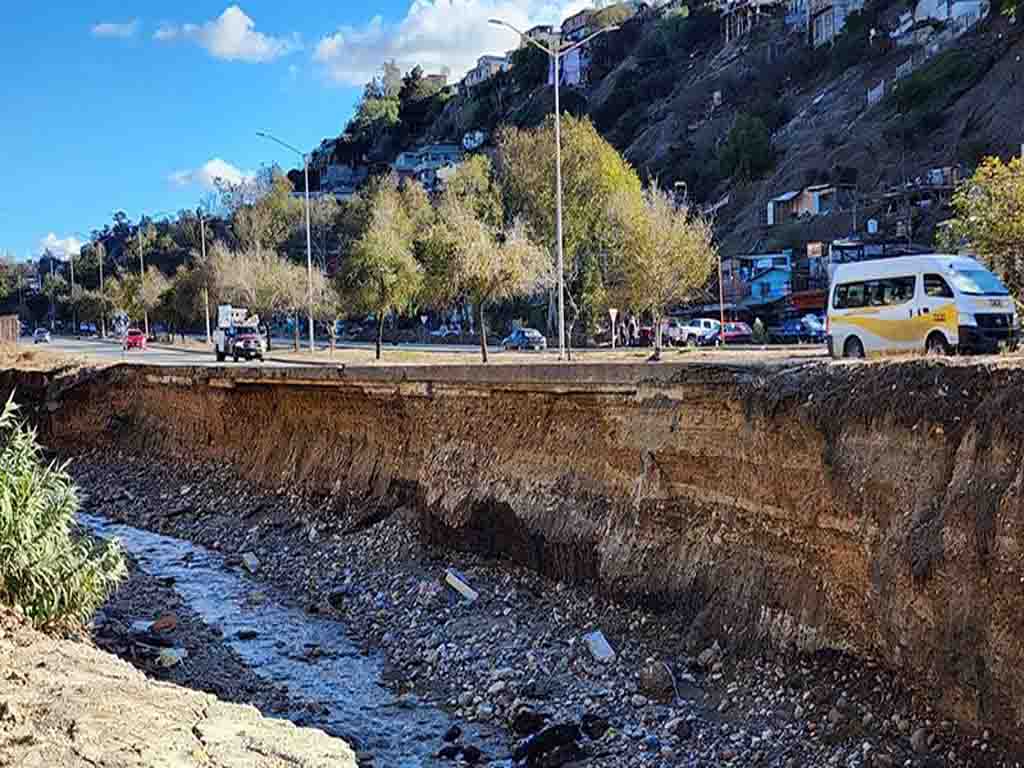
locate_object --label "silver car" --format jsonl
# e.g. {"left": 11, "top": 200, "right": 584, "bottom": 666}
{"left": 33, "top": 329, "right": 51, "bottom": 344}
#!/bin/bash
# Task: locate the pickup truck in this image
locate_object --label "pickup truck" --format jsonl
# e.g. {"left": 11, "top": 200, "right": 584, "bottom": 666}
{"left": 678, "top": 318, "right": 722, "bottom": 346}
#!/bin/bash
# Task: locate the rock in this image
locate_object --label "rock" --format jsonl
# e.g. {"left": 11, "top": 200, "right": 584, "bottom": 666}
{"left": 242, "top": 552, "right": 260, "bottom": 574}
{"left": 476, "top": 702, "right": 494, "bottom": 721}
{"left": 872, "top": 753, "right": 894, "bottom": 767}
{"left": 828, "top": 707, "right": 845, "bottom": 726}
{"left": 327, "top": 589, "right": 348, "bottom": 609}
{"left": 580, "top": 713, "right": 610, "bottom": 740}
{"left": 487, "top": 680, "right": 507, "bottom": 696}
{"left": 697, "top": 641, "right": 722, "bottom": 669}
{"left": 513, "top": 723, "right": 582, "bottom": 764}
{"left": 583, "top": 630, "right": 615, "bottom": 663}
{"left": 911, "top": 727, "right": 929, "bottom": 754}
{"left": 457, "top": 692, "right": 475, "bottom": 708}
{"left": 150, "top": 613, "right": 178, "bottom": 633}
{"left": 157, "top": 648, "right": 188, "bottom": 668}
{"left": 0, "top": 699, "right": 19, "bottom": 724}
{"left": 442, "top": 725, "right": 462, "bottom": 743}
{"left": 665, "top": 717, "right": 692, "bottom": 741}
{"left": 535, "top": 742, "right": 586, "bottom": 767}
{"left": 236, "top": 629, "right": 259, "bottom": 641}
{"left": 444, "top": 569, "right": 479, "bottom": 603}
{"left": 511, "top": 708, "right": 547, "bottom": 736}
{"left": 461, "top": 745, "right": 483, "bottom": 764}
{"left": 638, "top": 661, "right": 676, "bottom": 703}
{"left": 631, "top": 694, "right": 648, "bottom": 708}
{"left": 437, "top": 744, "right": 461, "bottom": 760}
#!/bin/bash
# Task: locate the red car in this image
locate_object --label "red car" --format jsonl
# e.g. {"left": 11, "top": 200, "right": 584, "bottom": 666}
{"left": 123, "top": 328, "right": 147, "bottom": 351}
{"left": 720, "top": 322, "right": 753, "bottom": 345}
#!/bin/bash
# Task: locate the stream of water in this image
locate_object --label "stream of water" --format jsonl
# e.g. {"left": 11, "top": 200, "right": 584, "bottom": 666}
{"left": 81, "top": 513, "right": 508, "bottom": 767}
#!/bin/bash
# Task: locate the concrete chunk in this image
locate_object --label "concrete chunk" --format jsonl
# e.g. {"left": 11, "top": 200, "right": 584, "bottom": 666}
{"left": 445, "top": 568, "right": 479, "bottom": 603}
{"left": 583, "top": 630, "right": 615, "bottom": 663}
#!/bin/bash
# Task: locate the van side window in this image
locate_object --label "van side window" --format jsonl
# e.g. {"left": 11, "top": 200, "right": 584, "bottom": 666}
{"left": 834, "top": 282, "right": 866, "bottom": 309}
{"left": 924, "top": 273, "right": 954, "bottom": 298}
{"left": 885, "top": 276, "right": 916, "bottom": 305}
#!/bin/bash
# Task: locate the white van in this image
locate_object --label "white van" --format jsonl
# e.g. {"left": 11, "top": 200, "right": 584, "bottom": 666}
{"left": 827, "top": 255, "right": 1019, "bottom": 358}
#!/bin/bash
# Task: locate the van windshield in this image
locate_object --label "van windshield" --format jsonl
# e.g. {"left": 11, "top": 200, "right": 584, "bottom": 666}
{"left": 949, "top": 269, "right": 1009, "bottom": 296}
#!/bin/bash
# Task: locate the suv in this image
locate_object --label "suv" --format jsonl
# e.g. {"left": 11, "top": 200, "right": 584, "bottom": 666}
{"left": 502, "top": 328, "right": 547, "bottom": 351}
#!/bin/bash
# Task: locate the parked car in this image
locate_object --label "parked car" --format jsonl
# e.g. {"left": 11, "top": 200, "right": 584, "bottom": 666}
{"left": 502, "top": 328, "right": 547, "bottom": 351}
{"left": 801, "top": 314, "right": 827, "bottom": 343}
{"left": 123, "top": 328, "right": 146, "bottom": 351}
{"left": 430, "top": 324, "right": 461, "bottom": 340}
{"left": 718, "top": 322, "right": 753, "bottom": 344}
{"left": 33, "top": 329, "right": 51, "bottom": 344}
{"left": 679, "top": 318, "right": 721, "bottom": 346}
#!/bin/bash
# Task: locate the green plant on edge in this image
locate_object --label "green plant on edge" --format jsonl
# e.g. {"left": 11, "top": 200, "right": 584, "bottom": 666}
{"left": 0, "top": 395, "right": 125, "bottom": 627}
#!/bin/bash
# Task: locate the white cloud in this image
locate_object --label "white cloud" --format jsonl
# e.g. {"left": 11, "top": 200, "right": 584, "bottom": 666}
{"left": 314, "top": 0, "right": 590, "bottom": 86}
{"left": 91, "top": 20, "right": 139, "bottom": 39}
{"left": 155, "top": 5, "right": 300, "bottom": 63}
{"left": 169, "top": 158, "right": 255, "bottom": 190}
{"left": 39, "top": 233, "right": 83, "bottom": 259}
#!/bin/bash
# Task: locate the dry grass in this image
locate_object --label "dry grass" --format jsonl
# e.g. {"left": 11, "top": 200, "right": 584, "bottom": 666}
{"left": 0, "top": 345, "right": 104, "bottom": 374}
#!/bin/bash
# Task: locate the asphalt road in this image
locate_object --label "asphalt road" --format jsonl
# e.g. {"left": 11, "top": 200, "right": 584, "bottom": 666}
{"left": 36, "top": 337, "right": 304, "bottom": 368}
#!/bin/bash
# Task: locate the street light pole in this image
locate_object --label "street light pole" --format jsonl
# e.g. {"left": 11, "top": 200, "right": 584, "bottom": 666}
{"left": 138, "top": 225, "right": 149, "bottom": 337}
{"left": 489, "top": 18, "right": 619, "bottom": 361}
{"left": 257, "top": 130, "right": 316, "bottom": 354}
{"left": 199, "top": 210, "right": 211, "bottom": 344}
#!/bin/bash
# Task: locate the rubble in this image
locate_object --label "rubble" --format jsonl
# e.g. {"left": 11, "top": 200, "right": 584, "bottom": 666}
{"left": 69, "top": 452, "right": 1024, "bottom": 767}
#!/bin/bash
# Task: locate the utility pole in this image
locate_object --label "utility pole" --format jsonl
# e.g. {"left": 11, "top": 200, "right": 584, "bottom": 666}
{"left": 99, "top": 247, "right": 105, "bottom": 338}
{"left": 69, "top": 249, "right": 76, "bottom": 334}
{"left": 256, "top": 131, "right": 317, "bottom": 353}
{"left": 138, "top": 224, "right": 149, "bottom": 337}
{"left": 489, "top": 18, "right": 620, "bottom": 361}
{"left": 199, "top": 211, "right": 211, "bottom": 344}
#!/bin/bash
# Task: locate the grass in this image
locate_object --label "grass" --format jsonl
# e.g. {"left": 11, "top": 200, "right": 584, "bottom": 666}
{"left": 0, "top": 395, "right": 126, "bottom": 627}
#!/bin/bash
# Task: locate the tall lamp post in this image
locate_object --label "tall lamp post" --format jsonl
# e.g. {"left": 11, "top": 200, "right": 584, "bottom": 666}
{"left": 489, "top": 18, "right": 619, "bottom": 361}
{"left": 256, "top": 130, "right": 316, "bottom": 354}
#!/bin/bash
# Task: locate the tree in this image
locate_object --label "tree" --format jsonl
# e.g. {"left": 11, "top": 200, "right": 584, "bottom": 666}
{"left": 510, "top": 45, "right": 549, "bottom": 92}
{"left": 339, "top": 183, "right": 423, "bottom": 360}
{"left": 231, "top": 168, "right": 304, "bottom": 254}
{"left": 608, "top": 183, "right": 718, "bottom": 358}
{"left": 947, "top": 156, "right": 1024, "bottom": 298}
{"left": 442, "top": 155, "right": 503, "bottom": 226}
{"left": 422, "top": 194, "right": 548, "bottom": 362}
{"left": 719, "top": 113, "right": 774, "bottom": 180}
{"left": 42, "top": 273, "right": 68, "bottom": 330}
{"left": 140, "top": 266, "right": 170, "bottom": 337}
{"left": 497, "top": 115, "right": 643, "bottom": 350}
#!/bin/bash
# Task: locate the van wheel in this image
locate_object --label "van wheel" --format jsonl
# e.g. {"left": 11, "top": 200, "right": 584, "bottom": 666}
{"left": 926, "top": 332, "right": 951, "bottom": 356}
{"left": 843, "top": 336, "right": 865, "bottom": 359}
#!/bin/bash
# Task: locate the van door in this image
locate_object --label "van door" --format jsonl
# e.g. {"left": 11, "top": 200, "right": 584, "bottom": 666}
{"left": 919, "top": 273, "right": 958, "bottom": 349}
{"left": 865, "top": 275, "right": 920, "bottom": 353}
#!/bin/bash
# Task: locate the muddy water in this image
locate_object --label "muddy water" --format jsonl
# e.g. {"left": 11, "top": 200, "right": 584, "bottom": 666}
{"left": 81, "top": 513, "right": 508, "bottom": 767}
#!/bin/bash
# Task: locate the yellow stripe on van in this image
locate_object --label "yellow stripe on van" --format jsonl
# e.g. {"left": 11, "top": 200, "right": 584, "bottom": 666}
{"left": 832, "top": 302, "right": 958, "bottom": 343}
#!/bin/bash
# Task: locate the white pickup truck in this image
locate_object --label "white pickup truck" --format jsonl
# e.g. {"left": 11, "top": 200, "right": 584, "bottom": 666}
{"left": 213, "top": 305, "right": 267, "bottom": 363}
{"left": 678, "top": 318, "right": 721, "bottom": 346}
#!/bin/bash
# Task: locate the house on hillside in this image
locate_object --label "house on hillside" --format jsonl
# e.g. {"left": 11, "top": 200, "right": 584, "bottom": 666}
{"left": 562, "top": 9, "right": 596, "bottom": 42}
{"left": 392, "top": 144, "right": 464, "bottom": 188}
{"left": 721, "top": 251, "right": 794, "bottom": 306}
{"left": 464, "top": 55, "right": 509, "bottom": 89}
{"left": 766, "top": 183, "right": 855, "bottom": 225}
{"left": 807, "top": 0, "right": 865, "bottom": 46}
{"left": 720, "top": 0, "right": 787, "bottom": 43}
{"left": 523, "top": 24, "right": 560, "bottom": 49}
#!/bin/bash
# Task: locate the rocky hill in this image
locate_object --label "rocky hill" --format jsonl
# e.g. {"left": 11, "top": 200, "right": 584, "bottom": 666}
{"left": 410, "top": 0, "right": 1024, "bottom": 258}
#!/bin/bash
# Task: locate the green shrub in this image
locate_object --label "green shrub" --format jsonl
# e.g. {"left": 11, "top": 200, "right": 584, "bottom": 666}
{"left": 891, "top": 49, "right": 989, "bottom": 114}
{"left": 719, "top": 113, "right": 775, "bottom": 180}
{"left": 0, "top": 396, "right": 125, "bottom": 627}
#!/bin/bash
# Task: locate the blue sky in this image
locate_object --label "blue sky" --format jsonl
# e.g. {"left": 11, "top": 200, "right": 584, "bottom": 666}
{"left": 0, "top": 0, "right": 583, "bottom": 263}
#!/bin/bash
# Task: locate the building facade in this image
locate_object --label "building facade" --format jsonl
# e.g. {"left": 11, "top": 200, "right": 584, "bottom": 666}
{"left": 464, "top": 55, "right": 509, "bottom": 89}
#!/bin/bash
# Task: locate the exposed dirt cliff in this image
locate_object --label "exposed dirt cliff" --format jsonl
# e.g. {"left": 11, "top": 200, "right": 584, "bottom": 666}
{"left": 4, "top": 359, "right": 1023, "bottom": 739}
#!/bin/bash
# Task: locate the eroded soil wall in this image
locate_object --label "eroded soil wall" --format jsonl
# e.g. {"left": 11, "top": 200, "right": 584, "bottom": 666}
{"left": 6, "top": 360, "right": 1023, "bottom": 736}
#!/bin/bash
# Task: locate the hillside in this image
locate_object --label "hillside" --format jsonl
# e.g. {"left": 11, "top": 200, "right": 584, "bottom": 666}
{"left": 388, "top": 1, "right": 1024, "bottom": 260}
